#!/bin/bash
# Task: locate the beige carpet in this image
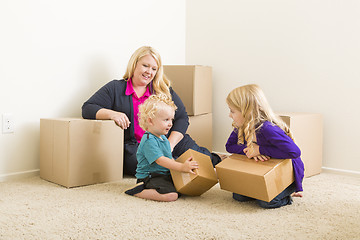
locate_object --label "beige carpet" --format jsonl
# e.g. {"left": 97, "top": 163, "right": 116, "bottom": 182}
{"left": 0, "top": 172, "right": 359, "bottom": 240}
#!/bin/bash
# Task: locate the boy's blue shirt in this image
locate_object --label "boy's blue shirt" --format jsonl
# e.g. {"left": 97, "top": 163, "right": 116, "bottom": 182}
{"left": 135, "top": 132, "right": 173, "bottom": 179}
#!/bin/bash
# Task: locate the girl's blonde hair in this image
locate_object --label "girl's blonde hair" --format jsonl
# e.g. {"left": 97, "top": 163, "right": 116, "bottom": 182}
{"left": 138, "top": 94, "right": 177, "bottom": 131}
{"left": 123, "top": 46, "right": 172, "bottom": 98}
{"left": 226, "top": 84, "right": 293, "bottom": 147}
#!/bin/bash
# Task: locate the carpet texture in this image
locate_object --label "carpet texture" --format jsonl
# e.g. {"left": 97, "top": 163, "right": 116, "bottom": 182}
{"left": 0, "top": 172, "right": 359, "bottom": 239}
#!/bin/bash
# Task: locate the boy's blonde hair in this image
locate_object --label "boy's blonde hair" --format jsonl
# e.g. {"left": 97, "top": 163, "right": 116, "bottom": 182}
{"left": 226, "top": 84, "right": 293, "bottom": 147}
{"left": 123, "top": 46, "right": 172, "bottom": 98}
{"left": 138, "top": 94, "right": 177, "bottom": 131}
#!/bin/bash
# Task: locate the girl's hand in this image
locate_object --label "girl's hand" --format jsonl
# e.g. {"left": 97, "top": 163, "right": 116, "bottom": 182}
{"left": 182, "top": 157, "right": 199, "bottom": 174}
{"left": 253, "top": 155, "right": 270, "bottom": 162}
{"left": 110, "top": 112, "right": 131, "bottom": 129}
{"left": 244, "top": 144, "right": 270, "bottom": 161}
{"left": 243, "top": 144, "right": 260, "bottom": 158}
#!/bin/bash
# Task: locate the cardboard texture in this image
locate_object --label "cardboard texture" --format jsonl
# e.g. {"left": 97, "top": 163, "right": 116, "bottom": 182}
{"left": 40, "top": 118, "right": 124, "bottom": 188}
{"left": 170, "top": 149, "right": 218, "bottom": 196}
{"left": 216, "top": 154, "right": 294, "bottom": 202}
{"left": 278, "top": 112, "right": 323, "bottom": 177}
{"left": 163, "top": 65, "right": 212, "bottom": 116}
{"left": 187, "top": 113, "right": 213, "bottom": 151}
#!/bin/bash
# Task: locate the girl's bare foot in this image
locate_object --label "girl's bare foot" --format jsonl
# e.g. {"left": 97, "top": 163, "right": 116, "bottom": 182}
{"left": 291, "top": 192, "right": 303, "bottom": 198}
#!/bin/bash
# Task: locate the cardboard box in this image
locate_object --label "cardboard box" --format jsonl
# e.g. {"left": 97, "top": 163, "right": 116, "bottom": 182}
{"left": 278, "top": 112, "right": 323, "bottom": 177}
{"left": 40, "top": 118, "right": 124, "bottom": 188}
{"left": 187, "top": 113, "right": 212, "bottom": 151}
{"left": 216, "top": 154, "right": 294, "bottom": 202}
{"left": 170, "top": 149, "right": 218, "bottom": 196}
{"left": 164, "top": 65, "right": 212, "bottom": 116}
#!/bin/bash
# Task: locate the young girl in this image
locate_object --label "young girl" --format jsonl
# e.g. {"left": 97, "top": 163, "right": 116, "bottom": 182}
{"left": 125, "top": 94, "right": 198, "bottom": 201}
{"left": 225, "top": 84, "right": 304, "bottom": 209}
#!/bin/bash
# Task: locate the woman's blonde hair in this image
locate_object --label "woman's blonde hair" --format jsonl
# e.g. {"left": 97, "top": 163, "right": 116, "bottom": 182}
{"left": 123, "top": 46, "right": 172, "bottom": 98}
{"left": 138, "top": 94, "right": 177, "bottom": 131}
{"left": 226, "top": 84, "right": 293, "bottom": 147}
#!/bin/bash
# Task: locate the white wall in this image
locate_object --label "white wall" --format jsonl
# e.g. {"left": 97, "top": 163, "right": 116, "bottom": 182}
{"left": 186, "top": 0, "right": 360, "bottom": 173}
{"left": 0, "top": 0, "right": 186, "bottom": 180}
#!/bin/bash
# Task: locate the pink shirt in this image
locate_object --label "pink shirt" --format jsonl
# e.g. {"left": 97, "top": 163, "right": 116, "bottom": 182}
{"left": 125, "top": 79, "right": 151, "bottom": 143}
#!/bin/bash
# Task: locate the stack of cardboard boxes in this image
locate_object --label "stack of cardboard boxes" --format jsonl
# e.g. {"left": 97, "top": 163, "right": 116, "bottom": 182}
{"left": 163, "top": 65, "right": 213, "bottom": 151}
{"left": 164, "top": 65, "right": 217, "bottom": 196}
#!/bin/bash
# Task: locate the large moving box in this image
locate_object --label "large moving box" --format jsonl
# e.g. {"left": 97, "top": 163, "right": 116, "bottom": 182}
{"left": 187, "top": 113, "right": 212, "bottom": 151}
{"left": 170, "top": 149, "right": 218, "bottom": 196}
{"left": 40, "top": 118, "right": 124, "bottom": 188}
{"left": 216, "top": 154, "right": 294, "bottom": 202}
{"left": 164, "top": 65, "right": 212, "bottom": 116}
{"left": 278, "top": 112, "right": 323, "bottom": 177}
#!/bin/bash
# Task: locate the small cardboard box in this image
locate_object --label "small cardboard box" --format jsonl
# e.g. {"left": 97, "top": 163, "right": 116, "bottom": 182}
{"left": 187, "top": 113, "right": 212, "bottom": 151}
{"left": 163, "top": 65, "right": 212, "bottom": 116}
{"left": 216, "top": 154, "right": 294, "bottom": 202}
{"left": 278, "top": 112, "right": 323, "bottom": 177}
{"left": 170, "top": 149, "right": 218, "bottom": 196}
{"left": 40, "top": 118, "right": 124, "bottom": 188}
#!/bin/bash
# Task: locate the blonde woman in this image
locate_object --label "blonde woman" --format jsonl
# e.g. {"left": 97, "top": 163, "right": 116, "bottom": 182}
{"left": 226, "top": 84, "right": 304, "bottom": 208}
{"left": 125, "top": 94, "right": 198, "bottom": 202}
{"left": 82, "top": 46, "right": 221, "bottom": 175}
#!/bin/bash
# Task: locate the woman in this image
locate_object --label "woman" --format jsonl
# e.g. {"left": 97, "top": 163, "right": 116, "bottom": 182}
{"left": 82, "top": 46, "right": 221, "bottom": 175}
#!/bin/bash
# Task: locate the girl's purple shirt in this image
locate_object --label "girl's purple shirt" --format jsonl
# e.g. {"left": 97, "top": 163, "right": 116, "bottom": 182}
{"left": 225, "top": 121, "right": 304, "bottom": 192}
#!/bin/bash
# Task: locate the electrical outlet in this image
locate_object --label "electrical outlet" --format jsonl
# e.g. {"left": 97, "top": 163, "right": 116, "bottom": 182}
{"left": 2, "top": 113, "right": 14, "bottom": 133}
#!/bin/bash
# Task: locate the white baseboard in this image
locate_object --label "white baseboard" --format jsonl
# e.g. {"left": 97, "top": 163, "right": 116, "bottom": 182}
{"left": 0, "top": 169, "right": 40, "bottom": 182}
{"left": 321, "top": 167, "right": 360, "bottom": 178}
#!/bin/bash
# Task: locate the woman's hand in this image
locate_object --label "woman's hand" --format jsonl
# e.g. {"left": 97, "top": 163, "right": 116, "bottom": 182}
{"left": 167, "top": 131, "right": 184, "bottom": 152}
{"left": 244, "top": 144, "right": 270, "bottom": 162}
{"left": 110, "top": 112, "right": 131, "bottom": 129}
{"left": 96, "top": 109, "right": 131, "bottom": 129}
